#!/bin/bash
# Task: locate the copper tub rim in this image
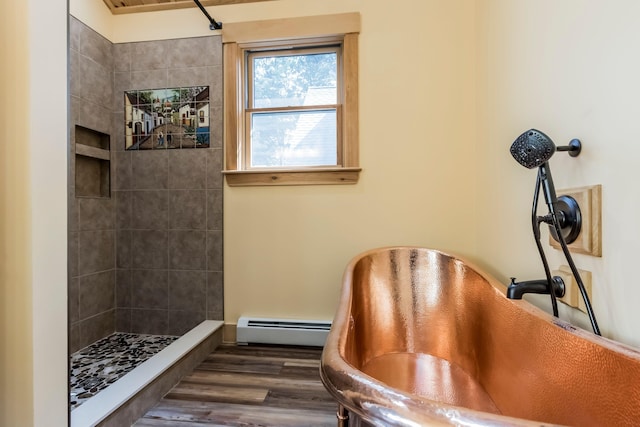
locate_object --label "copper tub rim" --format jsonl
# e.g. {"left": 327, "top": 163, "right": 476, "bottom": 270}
{"left": 320, "top": 246, "right": 640, "bottom": 427}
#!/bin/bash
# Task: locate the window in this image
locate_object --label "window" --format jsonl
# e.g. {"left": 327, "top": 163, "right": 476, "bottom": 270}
{"left": 222, "top": 13, "right": 361, "bottom": 186}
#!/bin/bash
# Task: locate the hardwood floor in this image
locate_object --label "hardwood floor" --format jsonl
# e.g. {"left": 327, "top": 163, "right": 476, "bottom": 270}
{"left": 133, "top": 344, "right": 338, "bottom": 427}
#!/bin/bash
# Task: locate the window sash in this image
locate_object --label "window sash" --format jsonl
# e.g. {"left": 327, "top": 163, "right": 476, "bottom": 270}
{"left": 244, "top": 106, "right": 341, "bottom": 169}
{"left": 243, "top": 44, "right": 343, "bottom": 170}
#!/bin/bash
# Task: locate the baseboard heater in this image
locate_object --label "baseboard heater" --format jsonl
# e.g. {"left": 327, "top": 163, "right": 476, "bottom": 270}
{"left": 236, "top": 316, "right": 332, "bottom": 347}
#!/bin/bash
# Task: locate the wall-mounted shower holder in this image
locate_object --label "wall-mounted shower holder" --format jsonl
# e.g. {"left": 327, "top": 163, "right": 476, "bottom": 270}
{"left": 549, "top": 184, "right": 602, "bottom": 257}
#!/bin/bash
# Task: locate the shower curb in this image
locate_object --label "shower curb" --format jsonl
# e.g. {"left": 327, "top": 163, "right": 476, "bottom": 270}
{"left": 71, "top": 320, "right": 223, "bottom": 427}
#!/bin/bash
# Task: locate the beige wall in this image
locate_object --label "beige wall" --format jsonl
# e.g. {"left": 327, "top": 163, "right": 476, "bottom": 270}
{"left": 71, "top": 0, "right": 640, "bottom": 348}
{"left": 74, "top": 0, "right": 480, "bottom": 326}
{"left": 0, "top": 0, "right": 68, "bottom": 426}
{"left": 3, "top": 1, "right": 632, "bottom": 422}
{"left": 476, "top": 0, "right": 640, "bottom": 347}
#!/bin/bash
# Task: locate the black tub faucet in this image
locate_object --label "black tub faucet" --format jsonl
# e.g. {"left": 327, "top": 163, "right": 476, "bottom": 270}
{"left": 507, "top": 277, "right": 565, "bottom": 300}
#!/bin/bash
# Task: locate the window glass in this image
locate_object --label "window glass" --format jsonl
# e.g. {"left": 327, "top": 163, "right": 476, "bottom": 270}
{"left": 251, "top": 51, "right": 338, "bottom": 109}
{"left": 250, "top": 110, "right": 337, "bottom": 167}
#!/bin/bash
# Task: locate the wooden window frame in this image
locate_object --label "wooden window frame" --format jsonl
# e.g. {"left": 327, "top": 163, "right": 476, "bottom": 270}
{"left": 222, "top": 13, "right": 361, "bottom": 186}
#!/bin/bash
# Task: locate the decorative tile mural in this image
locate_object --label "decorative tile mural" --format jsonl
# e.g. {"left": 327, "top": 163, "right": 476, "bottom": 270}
{"left": 124, "top": 86, "right": 210, "bottom": 150}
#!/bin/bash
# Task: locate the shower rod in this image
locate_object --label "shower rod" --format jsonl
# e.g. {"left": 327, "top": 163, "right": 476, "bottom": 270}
{"left": 193, "top": 0, "right": 223, "bottom": 30}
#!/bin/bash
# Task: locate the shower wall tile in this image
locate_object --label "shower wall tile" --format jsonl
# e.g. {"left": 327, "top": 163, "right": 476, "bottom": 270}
{"left": 79, "top": 197, "right": 115, "bottom": 231}
{"left": 79, "top": 310, "right": 115, "bottom": 349}
{"left": 207, "top": 271, "right": 223, "bottom": 320}
{"left": 206, "top": 190, "right": 223, "bottom": 231}
{"left": 169, "top": 190, "right": 206, "bottom": 230}
{"left": 131, "top": 229, "right": 168, "bottom": 269}
{"left": 171, "top": 35, "right": 224, "bottom": 67}
{"left": 70, "top": 18, "right": 117, "bottom": 348}
{"left": 131, "top": 69, "right": 168, "bottom": 90}
{"left": 78, "top": 100, "right": 112, "bottom": 136}
{"left": 80, "top": 24, "right": 113, "bottom": 71}
{"left": 70, "top": 25, "right": 225, "bottom": 347}
{"left": 169, "top": 270, "right": 206, "bottom": 311}
{"left": 116, "top": 308, "right": 131, "bottom": 332}
{"left": 79, "top": 270, "right": 116, "bottom": 319}
{"left": 69, "top": 232, "right": 79, "bottom": 277}
{"left": 70, "top": 96, "right": 82, "bottom": 130}
{"left": 168, "top": 149, "right": 206, "bottom": 189}
{"left": 69, "top": 277, "right": 80, "bottom": 324}
{"left": 168, "top": 310, "right": 205, "bottom": 336}
{"left": 131, "top": 269, "right": 168, "bottom": 309}
{"left": 113, "top": 72, "right": 132, "bottom": 112}
{"left": 131, "top": 40, "right": 170, "bottom": 71}
{"left": 132, "top": 150, "right": 168, "bottom": 190}
{"left": 131, "top": 190, "right": 168, "bottom": 230}
{"left": 69, "top": 16, "right": 82, "bottom": 52}
{"left": 78, "top": 230, "right": 115, "bottom": 276}
{"left": 168, "top": 66, "right": 216, "bottom": 88}
{"left": 70, "top": 50, "right": 81, "bottom": 97}
{"left": 113, "top": 43, "right": 131, "bottom": 73}
{"left": 116, "top": 269, "right": 132, "bottom": 307}
{"left": 114, "top": 152, "right": 132, "bottom": 191}
{"left": 131, "top": 309, "right": 168, "bottom": 335}
{"left": 115, "top": 191, "right": 132, "bottom": 229}
{"left": 169, "top": 230, "right": 206, "bottom": 270}
{"left": 80, "top": 58, "right": 112, "bottom": 107}
{"left": 116, "top": 230, "right": 132, "bottom": 269}
{"left": 209, "top": 106, "right": 223, "bottom": 149}
{"left": 206, "top": 230, "right": 223, "bottom": 272}
{"left": 206, "top": 149, "right": 223, "bottom": 189}
{"left": 69, "top": 323, "right": 81, "bottom": 354}
{"left": 208, "top": 76, "right": 223, "bottom": 107}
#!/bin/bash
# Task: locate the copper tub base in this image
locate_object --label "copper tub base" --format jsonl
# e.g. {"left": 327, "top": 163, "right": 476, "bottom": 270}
{"left": 320, "top": 247, "right": 640, "bottom": 426}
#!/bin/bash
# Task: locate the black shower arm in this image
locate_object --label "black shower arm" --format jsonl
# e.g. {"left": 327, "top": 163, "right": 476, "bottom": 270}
{"left": 193, "top": 0, "right": 222, "bottom": 30}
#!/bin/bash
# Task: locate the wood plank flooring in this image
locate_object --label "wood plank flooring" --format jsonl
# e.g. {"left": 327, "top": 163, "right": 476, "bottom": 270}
{"left": 134, "top": 344, "right": 338, "bottom": 426}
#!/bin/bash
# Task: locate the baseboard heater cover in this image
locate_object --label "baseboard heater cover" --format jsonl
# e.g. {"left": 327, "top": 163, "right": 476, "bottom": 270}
{"left": 236, "top": 316, "right": 332, "bottom": 346}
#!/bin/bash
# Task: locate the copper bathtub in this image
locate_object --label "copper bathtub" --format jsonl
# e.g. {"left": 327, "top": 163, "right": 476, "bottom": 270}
{"left": 320, "top": 247, "right": 640, "bottom": 426}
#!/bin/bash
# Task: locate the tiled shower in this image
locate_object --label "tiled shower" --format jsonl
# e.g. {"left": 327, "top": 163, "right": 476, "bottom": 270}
{"left": 68, "top": 16, "right": 223, "bottom": 354}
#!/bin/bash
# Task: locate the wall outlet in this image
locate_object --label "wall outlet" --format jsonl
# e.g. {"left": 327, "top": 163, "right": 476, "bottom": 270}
{"left": 549, "top": 184, "right": 602, "bottom": 257}
{"left": 552, "top": 265, "right": 592, "bottom": 313}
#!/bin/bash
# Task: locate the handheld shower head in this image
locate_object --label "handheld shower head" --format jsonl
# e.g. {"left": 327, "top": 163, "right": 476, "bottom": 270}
{"left": 510, "top": 129, "right": 556, "bottom": 169}
{"left": 510, "top": 129, "right": 582, "bottom": 169}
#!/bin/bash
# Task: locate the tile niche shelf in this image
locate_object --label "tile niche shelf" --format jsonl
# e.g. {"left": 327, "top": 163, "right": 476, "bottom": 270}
{"left": 75, "top": 125, "right": 111, "bottom": 198}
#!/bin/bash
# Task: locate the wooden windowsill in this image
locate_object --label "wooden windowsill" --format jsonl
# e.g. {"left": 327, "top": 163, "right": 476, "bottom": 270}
{"left": 223, "top": 167, "right": 361, "bottom": 186}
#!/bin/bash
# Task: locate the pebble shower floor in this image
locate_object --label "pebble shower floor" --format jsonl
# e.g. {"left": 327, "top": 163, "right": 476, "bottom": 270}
{"left": 70, "top": 333, "right": 178, "bottom": 409}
